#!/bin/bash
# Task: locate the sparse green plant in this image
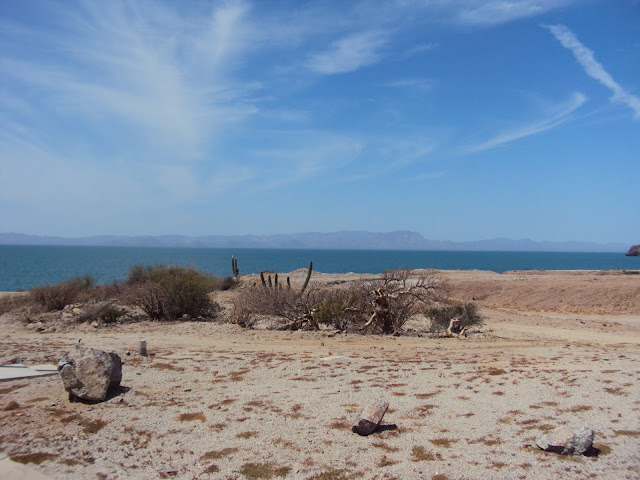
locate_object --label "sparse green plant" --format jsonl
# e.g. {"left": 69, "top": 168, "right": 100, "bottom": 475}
{"left": 314, "top": 291, "right": 365, "bottom": 330}
{"left": 426, "top": 301, "right": 483, "bottom": 333}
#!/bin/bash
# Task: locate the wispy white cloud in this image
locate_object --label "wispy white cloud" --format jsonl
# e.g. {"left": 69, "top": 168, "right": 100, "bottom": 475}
{"left": 382, "top": 78, "right": 434, "bottom": 92}
{"left": 401, "top": 42, "right": 437, "bottom": 59}
{"left": 466, "top": 92, "right": 586, "bottom": 152}
{"left": 408, "top": 171, "right": 446, "bottom": 181}
{"left": 248, "top": 131, "right": 363, "bottom": 189}
{"left": 392, "top": 0, "right": 574, "bottom": 26}
{"left": 546, "top": 24, "right": 640, "bottom": 119}
{"left": 306, "top": 31, "right": 389, "bottom": 74}
{"left": 457, "top": 1, "right": 574, "bottom": 26}
{"left": 334, "top": 135, "right": 436, "bottom": 183}
{"left": 0, "top": 0, "right": 259, "bottom": 158}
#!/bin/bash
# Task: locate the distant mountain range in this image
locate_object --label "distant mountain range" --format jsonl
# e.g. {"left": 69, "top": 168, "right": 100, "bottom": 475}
{"left": 0, "top": 231, "right": 629, "bottom": 252}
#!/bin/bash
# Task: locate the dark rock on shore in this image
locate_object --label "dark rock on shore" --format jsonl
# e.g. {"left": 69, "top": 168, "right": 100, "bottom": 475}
{"left": 626, "top": 245, "right": 640, "bottom": 256}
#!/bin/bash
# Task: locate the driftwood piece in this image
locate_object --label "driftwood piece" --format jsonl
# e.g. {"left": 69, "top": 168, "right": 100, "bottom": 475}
{"left": 437, "top": 317, "right": 468, "bottom": 338}
{"left": 360, "top": 288, "right": 393, "bottom": 333}
{"left": 277, "top": 307, "right": 319, "bottom": 331}
{"left": 352, "top": 399, "right": 389, "bottom": 436}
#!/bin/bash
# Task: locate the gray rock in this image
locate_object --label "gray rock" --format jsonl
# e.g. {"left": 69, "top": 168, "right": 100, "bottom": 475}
{"left": 352, "top": 399, "right": 389, "bottom": 436}
{"left": 536, "top": 426, "right": 594, "bottom": 455}
{"left": 58, "top": 345, "right": 122, "bottom": 402}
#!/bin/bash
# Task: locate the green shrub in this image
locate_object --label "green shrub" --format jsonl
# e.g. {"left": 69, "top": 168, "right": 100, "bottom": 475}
{"left": 314, "top": 291, "right": 364, "bottom": 330}
{"left": 122, "top": 265, "right": 220, "bottom": 320}
{"left": 95, "top": 303, "right": 125, "bottom": 323}
{"left": 30, "top": 275, "right": 96, "bottom": 311}
{"left": 426, "top": 302, "right": 483, "bottom": 332}
{"left": 76, "top": 302, "right": 126, "bottom": 324}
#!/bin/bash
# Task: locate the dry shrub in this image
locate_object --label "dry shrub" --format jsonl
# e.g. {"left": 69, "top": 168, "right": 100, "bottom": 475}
{"left": 232, "top": 268, "right": 480, "bottom": 336}
{"left": 232, "top": 284, "right": 328, "bottom": 329}
{"left": 0, "top": 294, "right": 31, "bottom": 315}
{"left": 120, "top": 265, "right": 220, "bottom": 321}
{"left": 30, "top": 275, "right": 96, "bottom": 311}
{"left": 75, "top": 302, "right": 126, "bottom": 324}
{"left": 426, "top": 302, "right": 483, "bottom": 332}
{"left": 314, "top": 288, "right": 369, "bottom": 331}
{"left": 316, "top": 269, "right": 446, "bottom": 334}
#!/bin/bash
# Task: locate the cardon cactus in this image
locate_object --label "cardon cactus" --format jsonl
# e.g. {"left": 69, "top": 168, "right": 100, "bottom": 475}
{"left": 231, "top": 256, "right": 239, "bottom": 278}
{"left": 300, "top": 261, "right": 313, "bottom": 294}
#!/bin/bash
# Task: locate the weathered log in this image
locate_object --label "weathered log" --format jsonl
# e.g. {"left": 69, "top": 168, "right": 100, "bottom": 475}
{"left": 352, "top": 399, "right": 389, "bottom": 436}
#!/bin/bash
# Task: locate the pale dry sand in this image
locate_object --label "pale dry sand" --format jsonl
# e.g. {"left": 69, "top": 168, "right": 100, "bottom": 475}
{"left": 0, "top": 269, "right": 639, "bottom": 480}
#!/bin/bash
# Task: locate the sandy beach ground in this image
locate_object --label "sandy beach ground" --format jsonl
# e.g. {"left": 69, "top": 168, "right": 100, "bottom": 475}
{"left": 0, "top": 269, "right": 639, "bottom": 479}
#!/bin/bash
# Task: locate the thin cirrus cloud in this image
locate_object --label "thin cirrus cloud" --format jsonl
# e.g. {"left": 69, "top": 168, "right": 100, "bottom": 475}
{"left": 306, "top": 31, "right": 389, "bottom": 74}
{"left": 0, "top": 1, "right": 258, "bottom": 156}
{"left": 382, "top": 78, "right": 434, "bottom": 92}
{"left": 465, "top": 92, "right": 587, "bottom": 153}
{"left": 454, "top": 0, "right": 575, "bottom": 25}
{"left": 545, "top": 24, "right": 640, "bottom": 119}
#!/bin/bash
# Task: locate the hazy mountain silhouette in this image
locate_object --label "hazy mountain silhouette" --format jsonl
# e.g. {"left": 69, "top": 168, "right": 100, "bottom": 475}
{"left": 0, "top": 231, "right": 627, "bottom": 252}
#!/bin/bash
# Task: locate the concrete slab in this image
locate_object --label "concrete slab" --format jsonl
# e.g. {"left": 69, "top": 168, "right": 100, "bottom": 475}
{"left": 0, "top": 455, "right": 54, "bottom": 480}
{"left": 0, "top": 364, "right": 58, "bottom": 382}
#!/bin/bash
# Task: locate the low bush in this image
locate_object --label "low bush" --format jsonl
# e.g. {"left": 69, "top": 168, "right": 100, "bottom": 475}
{"left": 232, "top": 283, "right": 329, "bottom": 330}
{"left": 216, "top": 276, "right": 236, "bottom": 291}
{"left": 76, "top": 302, "right": 126, "bottom": 324}
{"left": 233, "top": 268, "right": 457, "bottom": 335}
{"left": 121, "top": 265, "right": 220, "bottom": 320}
{"left": 313, "top": 290, "right": 367, "bottom": 331}
{"left": 0, "top": 294, "right": 32, "bottom": 315}
{"left": 315, "top": 269, "right": 446, "bottom": 333}
{"left": 30, "top": 275, "right": 96, "bottom": 311}
{"left": 426, "top": 302, "right": 483, "bottom": 332}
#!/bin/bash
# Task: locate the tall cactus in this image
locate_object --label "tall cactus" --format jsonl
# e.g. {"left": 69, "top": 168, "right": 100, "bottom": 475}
{"left": 300, "top": 261, "right": 313, "bottom": 294}
{"left": 231, "top": 256, "right": 239, "bottom": 278}
{"left": 260, "top": 261, "right": 312, "bottom": 295}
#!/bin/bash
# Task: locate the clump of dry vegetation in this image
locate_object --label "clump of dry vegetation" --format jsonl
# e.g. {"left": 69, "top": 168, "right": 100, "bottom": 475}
{"left": 426, "top": 301, "right": 484, "bottom": 333}
{"left": 120, "top": 265, "right": 222, "bottom": 320}
{"left": 4, "top": 263, "right": 482, "bottom": 336}
{"left": 30, "top": 275, "right": 96, "bottom": 312}
{"left": 232, "top": 268, "right": 482, "bottom": 335}
{"left": 2, "top": 264, "right": 227, "bottom": 327}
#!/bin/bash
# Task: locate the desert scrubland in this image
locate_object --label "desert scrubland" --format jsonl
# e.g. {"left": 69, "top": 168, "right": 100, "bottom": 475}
{"left": 1, "top": 269, "right": 639, "bottom": 480}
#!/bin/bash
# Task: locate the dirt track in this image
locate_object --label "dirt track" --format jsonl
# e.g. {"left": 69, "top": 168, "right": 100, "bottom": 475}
{"left": 1, "top": 270, "right": 639, "bottom": 479}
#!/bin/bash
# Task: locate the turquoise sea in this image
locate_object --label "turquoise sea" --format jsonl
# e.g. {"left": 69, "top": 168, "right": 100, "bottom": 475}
{"left": 0, "top": 245, "right": 638, "bottom": 291}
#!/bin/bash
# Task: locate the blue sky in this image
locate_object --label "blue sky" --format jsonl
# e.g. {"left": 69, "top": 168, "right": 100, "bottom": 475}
{"left": 0, "top": 0, "right": 638, "bottom": 243}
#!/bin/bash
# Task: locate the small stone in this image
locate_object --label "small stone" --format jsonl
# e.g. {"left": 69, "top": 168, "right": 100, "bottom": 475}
{"left": 536, "top": 426, "right": 594, "bottom": 455}
{"left": 352, "top": 399, "right": 389, "bottom": 436}
{"left": 3, "top": 400, "right": 20, "bottom": 411}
